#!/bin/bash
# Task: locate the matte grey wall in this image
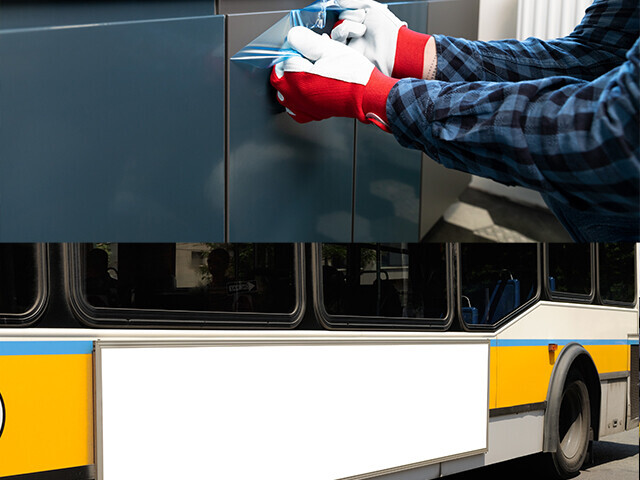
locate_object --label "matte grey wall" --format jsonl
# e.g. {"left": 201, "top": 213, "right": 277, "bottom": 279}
{"left": 0, "top": 11, "right": 225, "bottom": 241}
{"left": 353, "top": 1, "right": 429, "bottom": 242}
{"left": 0, "top": 1, "right": 216, "bottom": 29}
{"left": 419, "top": 0, "right": 479, "bottom": 237}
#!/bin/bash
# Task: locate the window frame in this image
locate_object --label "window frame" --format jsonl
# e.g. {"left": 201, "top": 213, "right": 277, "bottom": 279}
{"left": 543, "top": 243, "right": 596, "bottom": 304}
{"left": 65, "top": 243, "right": 306, "bottom": 328}
{"left": 457, "top": 243, "right": 542, "bottom": 332}
{"left": 595, "top": 243, "right": 638, "bottom": 308}
{"left": 312, "top": 243, "right": 454, "bottom": 331}
{"left": 0, "top": 243, "right": 49, "bottom": 327}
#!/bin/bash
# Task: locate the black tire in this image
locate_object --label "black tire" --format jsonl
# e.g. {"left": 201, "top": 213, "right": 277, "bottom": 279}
{"left": 549, "top": 374, "right": 591, "bottom": 478}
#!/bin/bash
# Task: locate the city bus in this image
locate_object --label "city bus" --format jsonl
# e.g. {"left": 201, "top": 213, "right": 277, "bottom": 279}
{"left": 0, "top": 243, "right": 637, "bottom": 480}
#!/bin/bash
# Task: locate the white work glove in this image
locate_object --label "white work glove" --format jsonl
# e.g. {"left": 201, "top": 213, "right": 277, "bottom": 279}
{"left": 271, "top": 26, "right": 398, "bottom": 131}
{"left": 331, "top": 0, "right": 432, "bottom": 79}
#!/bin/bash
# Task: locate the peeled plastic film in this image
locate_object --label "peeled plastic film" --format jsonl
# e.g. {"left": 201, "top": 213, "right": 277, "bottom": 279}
{"left": 231, "top": 0, "right": 346, "bottom": 69}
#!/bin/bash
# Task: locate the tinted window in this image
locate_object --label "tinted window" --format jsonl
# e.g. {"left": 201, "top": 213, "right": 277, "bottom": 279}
{"left": 321, "top": 244, "right": 448, "bottom": 324}
{"left": 547, "top": 244, "right": 592, "bottom": 296}
{"left": 599, "top": 243, "right": 636, "bottom": 305}
{"left": 83, "top": 243, "right": 297, "bottom": 314}
{"left": 460, "top": 244, "right": 538, "bottom": 327}
{"left": 0, "top": 244, "right": 39, "bottom": 319}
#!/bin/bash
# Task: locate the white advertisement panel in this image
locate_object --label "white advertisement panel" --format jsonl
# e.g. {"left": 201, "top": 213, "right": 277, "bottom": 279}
{"left": 98, "top": 341, "right": 488, "bottom": 479}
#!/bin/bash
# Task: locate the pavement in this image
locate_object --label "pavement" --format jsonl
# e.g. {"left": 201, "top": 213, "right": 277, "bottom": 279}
{"left": 446, "top": 428, "right": 639, "bottom": 479}
{"left": 579, "top": 428, "right": 639, "bottom": 480}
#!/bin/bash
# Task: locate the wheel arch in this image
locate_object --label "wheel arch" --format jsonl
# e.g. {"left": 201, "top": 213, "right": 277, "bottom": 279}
{"left": 543, "top": 342, "right": 601, "bottom": 453}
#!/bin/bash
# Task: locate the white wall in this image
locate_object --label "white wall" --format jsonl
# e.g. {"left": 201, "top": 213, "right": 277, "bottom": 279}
{"left": 478, "top": 0, "right": 518, "bottom": 41}
{"left": 517, "top": 0, "right": 592, "bottom": 40}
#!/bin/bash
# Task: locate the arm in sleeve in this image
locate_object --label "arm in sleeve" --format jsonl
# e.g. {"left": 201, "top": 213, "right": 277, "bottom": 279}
{"left": 435, "top": 0, "right": 638, "bottom": 82}
{"left": 388, "top": 39, "right": 639, "bottom": 216}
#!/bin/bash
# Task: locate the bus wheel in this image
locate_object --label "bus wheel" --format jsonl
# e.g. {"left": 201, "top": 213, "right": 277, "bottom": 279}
{"left": 549, "top": 373, "right": 591, "bottom": 478}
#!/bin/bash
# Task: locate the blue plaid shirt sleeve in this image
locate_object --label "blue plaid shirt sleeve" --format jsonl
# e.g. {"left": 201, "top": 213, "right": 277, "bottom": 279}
{"left": 387, "top": 39, "right": 640, "bottom": 230}
{"left": 436, "top": 0, "right": 639, "bottom": 83}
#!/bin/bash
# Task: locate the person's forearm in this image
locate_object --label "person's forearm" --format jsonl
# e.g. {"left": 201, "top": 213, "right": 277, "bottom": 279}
{"left": 422, "top": 37, "right": 437, "bottom": 80}
{"left": 432, "top": 0, "right": 637, "bottom": 83}
{"left": 386, "top": 42, "right": 640, "bottom": 216}
{"left": 435, "top": 35, "right": 632, "bottom": 83}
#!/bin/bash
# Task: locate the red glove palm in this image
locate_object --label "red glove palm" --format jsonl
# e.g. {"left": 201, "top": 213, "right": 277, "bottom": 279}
{"left": 270, "top": 26, "right": 398, "bottom": 132}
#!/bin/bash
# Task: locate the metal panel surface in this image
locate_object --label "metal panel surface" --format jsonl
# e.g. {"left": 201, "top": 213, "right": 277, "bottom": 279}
{"left": 217, "top": 0, "right": 420, "bottom": 14}
{"left": 600, "top": 380, "right": 627, "bottom": 436}
{"left": 353, "top": 2, "right": 427, "bottom": 242}
{"left": 0, "top": 1, "right": 216, "bottom": 29}
{"left": 0, "top": 15, "right": 225, "bottom": 241}
{"left": 418, "top": 0, "right": 479, "bottom": 237}
{"left": 420, "top": 161, "right": 473, "bottom": 237}
{"left": 227, "top": 12, "right": 354, "bottom": 241}
{"left": 428, "top": 0, "right": 480, "bottom": 39}
{"left": 630, "top": 343, "right": 639, "bottom": 423}
{"left": 217, "top": 0, "right": 317, "bottom": 14}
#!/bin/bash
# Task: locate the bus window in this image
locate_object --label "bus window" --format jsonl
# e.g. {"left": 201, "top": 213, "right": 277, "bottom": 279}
{"left": 546, "top": 244, "right": 593, "bottom": 298}
{"left": 598, "top": 243, "right": 636, "bottom": 306}
{"left": 319, "top": 244, "right": 449, "bottom": 327}
{"left": 80, "top": 243, "right": 298, "bottom": 318}
{"left": 460, "top": 244, "right": 538, "bottom": 328}
{"left": 0, "top": 244, "right": 40, "bottom": 322}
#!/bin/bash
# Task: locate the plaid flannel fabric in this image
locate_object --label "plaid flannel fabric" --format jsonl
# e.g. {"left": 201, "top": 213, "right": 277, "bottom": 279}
{"left": 437, "top": 0, "right": 638, "bottom": 83}
{"left": 387, "top": 0, "right": 639, "bottom": 241}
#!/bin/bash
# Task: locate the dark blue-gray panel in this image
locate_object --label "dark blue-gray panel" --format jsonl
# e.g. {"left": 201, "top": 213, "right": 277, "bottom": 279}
{"left": 0, "top": 15, "right": 225, "bottom": 241}
{"left": 217, "top": 0, "right": 421, "bottom": 14}
{"left": 228, "top": 12, "right": 354, "bottom": 242}
{"left": 353, "top": 2, "right": 427, "bottom": 242}
{"left": 0, "top": 1, "right": 216, "bottom": 29}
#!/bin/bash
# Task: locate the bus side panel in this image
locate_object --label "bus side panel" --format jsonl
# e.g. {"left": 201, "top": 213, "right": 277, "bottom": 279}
{"left": 629, "top": 342, "right": 639, "bottom": 427}
{"left": 489, "top": 346, "right": 498, "bottom": 409}
{"left": 97, "top": 341, "right": 489, "bottom": 480}
{"left": 0, "top": 342, "right": 94, "bottom": 477}
{"left": 495, "top": 343, "right": 630, "bottom": 409}
{"left": 494, "top": 304, "right": 637, "bottom": 410}
{"left": 586, "top": 344, "right": 629, "bottom": 376}
{"left": 494, "top": 345, "right": 553, "bottom": 408}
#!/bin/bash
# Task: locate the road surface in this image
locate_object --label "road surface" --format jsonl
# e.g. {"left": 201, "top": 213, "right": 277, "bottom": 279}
{"left": 446, "top": 428, "right": 638, "bottom": 479}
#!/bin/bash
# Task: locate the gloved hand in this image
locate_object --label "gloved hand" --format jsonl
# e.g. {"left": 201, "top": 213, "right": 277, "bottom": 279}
{"left": 331, "top": 0, "right": 432, "bottom": 79}
{"left": 271, "top": 26, "right": 398, "bottom": 132}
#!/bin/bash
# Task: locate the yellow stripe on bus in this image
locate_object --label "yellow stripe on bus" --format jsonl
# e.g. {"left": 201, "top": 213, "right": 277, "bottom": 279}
{"left": 492, "top": 344, "right": 630, "bottom": 410}
{"left": 0, "top": 353, "right": 93, "bottom": 477}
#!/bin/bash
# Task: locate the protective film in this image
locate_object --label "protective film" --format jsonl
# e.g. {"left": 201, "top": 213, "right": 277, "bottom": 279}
{"left": 231, "top": 0, "right": 345, "bottom": 69}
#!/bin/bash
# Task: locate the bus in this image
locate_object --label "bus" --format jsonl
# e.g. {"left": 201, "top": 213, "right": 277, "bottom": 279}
{"left": 0, "top": 243, "right": 637, "bottom": 480}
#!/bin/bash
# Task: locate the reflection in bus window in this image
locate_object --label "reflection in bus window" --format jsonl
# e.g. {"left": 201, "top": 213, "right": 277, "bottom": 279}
{"left": 599, "top": 243, "right": 636, "bottom": 305}
{"left": 461, "top": 244, "right": 537, "bottom": 327}
{"left": 83, "top": 243, "right": 297, "bottom": 314}
{"left": 86, "top": 247, "right": 119, "bottom": 307}
{"left": 321, "top": 244, "right": 448, "bottom": 321}
{"left": 548, "top": 244, "right": 591, "bottom": 296}
{"left": 0, "top": 244, "right": 37, "bottom": 316}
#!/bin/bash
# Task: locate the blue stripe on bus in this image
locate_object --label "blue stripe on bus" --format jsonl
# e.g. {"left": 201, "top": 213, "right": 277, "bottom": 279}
{"left": 489, "top": 339, "right": 635, "bottom": 347}
{"left": 0, "top": 341, "right": 93, "bottom": 356}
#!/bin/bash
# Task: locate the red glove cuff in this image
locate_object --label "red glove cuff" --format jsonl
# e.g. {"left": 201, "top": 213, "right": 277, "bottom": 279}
{"left": 392, "top": 26, "right": 431, "bottom": 79}
{"left": 363, "top": 68, "right": 398, "bottom": 133}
